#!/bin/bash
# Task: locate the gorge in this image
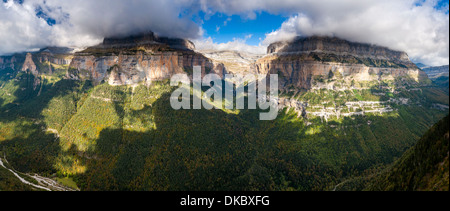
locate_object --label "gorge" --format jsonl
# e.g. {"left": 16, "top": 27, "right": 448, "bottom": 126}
{"left": 0, "top": 33, "right": 448, "bottom": 191}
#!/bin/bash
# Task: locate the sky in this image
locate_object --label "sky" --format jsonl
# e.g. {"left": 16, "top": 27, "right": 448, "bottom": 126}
{"left": 0, "top": 0, "right": 449, "bottom": 66}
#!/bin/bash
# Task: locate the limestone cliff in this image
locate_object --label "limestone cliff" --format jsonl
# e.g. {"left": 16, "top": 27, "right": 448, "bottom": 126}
{"left": 256, "top": 36, "right": 429, "bottom": 90}
{"left": 68, "top": 33, "right": 225, "bottom": 85}
{"left": 21, "top": 53, "right": 38, "bottom": 75}
{"left": 0, "top": 47, "right": 74, "bottom": 76}
{"left": 0, "top": 56, "right": 16, "bottom": 70}
{"left": 199, "top": 50, "right": 263, "bottom": 75}
{"left": 1, "top": 35, "right": 430, "bottom": 90}
{"left": 37, "top": 47, "right": 74, "bottom": 66}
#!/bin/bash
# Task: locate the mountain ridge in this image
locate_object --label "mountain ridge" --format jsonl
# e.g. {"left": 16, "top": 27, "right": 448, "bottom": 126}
{"left": 367, "top": 115, "right": 449, "bottom": 191}
{"left": 0, "top": 35, "right": 429, "bottom": 86}
{"left": 0, "top": 32, "right": 448, "bottom": 191}
{"left": 267, "top": 36, "right": 414, "bottom": 66}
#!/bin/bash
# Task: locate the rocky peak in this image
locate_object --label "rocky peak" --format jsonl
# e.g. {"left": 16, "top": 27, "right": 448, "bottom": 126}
{"left": 68, "top": 33, "right": 225, "bottom": 85}
{"left": 267, "top": 36, "right": 414, "bottom": 66}
{"left": 103, "top": 32, "right": 158, "bottom": 46}
{"left": 21, "top": 53, "right": 38, "bottom": 75}
{"left": 257, "top": 36, "right": 428, "bottom": 91}
{"left": 198, "top": 50, "right": 263, "bottom": 74}
{"left": 89, "top": 32, "right": 196, "bottom": 53}
{"left": 39, "top": 47, "right": 75, "bottom": 55}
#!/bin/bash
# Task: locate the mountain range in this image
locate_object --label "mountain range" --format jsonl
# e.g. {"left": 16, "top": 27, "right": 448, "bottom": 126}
{"left": 0, "top": 32, "right": 448, "bottom": 191}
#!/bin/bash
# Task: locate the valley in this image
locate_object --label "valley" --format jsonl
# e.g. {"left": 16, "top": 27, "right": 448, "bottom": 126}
{"left": 0, "top": 34, "right": 448, "bottom": 191}
{"left": 0, "top": 156, "right": 76, "bottom": 191}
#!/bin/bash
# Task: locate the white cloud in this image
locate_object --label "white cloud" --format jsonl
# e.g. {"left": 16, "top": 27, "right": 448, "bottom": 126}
{"left": 0, "top": 1, "right": 54, "bottom": 55}
{"left": 198, "top": 0, "right": 449, "bottom": 66}
{"left": 194, "top": 36, "right": 266, "bottom": 55}
{"left": 224, "top": 17, "right": 232, "bottom": 26}
{"left": 0, "top": 0, "right": 448, "bottom": 66}
{"left": 0, "top": 0, "right": 202, "bottom": 55}
{"left": 42, "top": 0, "right": 202, "bottom": 39}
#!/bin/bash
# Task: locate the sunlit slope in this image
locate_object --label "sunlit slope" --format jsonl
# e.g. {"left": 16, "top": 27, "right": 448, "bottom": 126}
{"left": 48, "top": 82, "right": 447, "bottom": 190}
{"left": 0, "top": 72, "right": 448, "bottom": 190}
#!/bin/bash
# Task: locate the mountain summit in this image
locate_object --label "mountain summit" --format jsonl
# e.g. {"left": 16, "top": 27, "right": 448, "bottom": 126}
{"left": 67, "top": 32, "right": 225, "bottom": 85}
{"left": 257, "top": 36, "right": 428, "bottom": 91}
{"left": 99, "top": 32, "right": 196, "bottom": 51}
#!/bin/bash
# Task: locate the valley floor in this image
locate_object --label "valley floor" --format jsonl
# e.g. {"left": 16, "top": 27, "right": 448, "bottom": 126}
{"left": 0, "top": 157, "right": 77, "bottom": 191}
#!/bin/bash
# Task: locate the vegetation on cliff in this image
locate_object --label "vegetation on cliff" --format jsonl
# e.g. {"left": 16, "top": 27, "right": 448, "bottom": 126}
{"left": 0, "top": 36, "right": 448, "bottom": 191}
{"left": 0, "top": 67, "right": 447, "bottom": 190}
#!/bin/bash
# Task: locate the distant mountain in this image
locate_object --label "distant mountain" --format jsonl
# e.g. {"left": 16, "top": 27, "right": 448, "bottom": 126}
{"left": 367, "top": 115, "right": 449, "bottom": 191}
{"left": 198, "top": 50, "right": 262, "bottom": 74}
{"left": 422, "top": 65, "right": 449, "bottom": 79}
{"left": 415, "top": 63, "right": 429, "bottom": 69}
{"left": 422, "top": 65, "right": 449, "bottom": 94}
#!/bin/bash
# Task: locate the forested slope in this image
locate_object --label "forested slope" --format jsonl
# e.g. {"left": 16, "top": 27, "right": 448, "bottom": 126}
{"left": 366, "top": 115, "right": 449, "bottom": 191}
{"left": 0, "top": 69, "right": 448, "bottom": 190}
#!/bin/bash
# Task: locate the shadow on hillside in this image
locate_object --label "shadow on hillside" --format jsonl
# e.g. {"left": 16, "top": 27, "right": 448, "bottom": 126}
{"left": 66, "top": 87, "right": 446, "bottom": 191}
{"left": 0, "top": 74, "right": 92, "bottom": 178}
{"left": 1, "top": 78, "right": 448, "bottom": 191}
{"left": 0, "top": 71, "right": 92, "bottom": 123}
{"left": 71, "top": 92, "right": 261, "bottom": 191}
{"left": 0, "top": 123, "right": 61, "bottom": 175}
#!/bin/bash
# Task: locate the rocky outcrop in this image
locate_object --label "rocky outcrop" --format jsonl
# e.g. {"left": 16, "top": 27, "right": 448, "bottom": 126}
{"left": 69, "top": 51, "right": 225, "bottom": 85}
{"left": 2, "top": 35, "right": 432, "bottom": 90}
{"left": 0, "top": 48, "right": 73, "bottom": 76}
{"left": 102, "top": 32, "right": 195, "bottom": 51}
{"left": 267, "top": 36, "right": 412, "bottom": 64}
{"left": 199, "top": 50, "right": 263, "bottom": 75}
{"left": 68, "top": 33, "right": 225, "bottom": 85}
{"left": 256, "top": 36, "right": 429, "bottom": 90}
{"left": 0, "top": 56, "right": 16, "bottom": 70}
{"left": 21, "top": 53, "right": 38, "bottom": 75}
{"left": 37, "top": 47, "right": 73, "bottom": 66}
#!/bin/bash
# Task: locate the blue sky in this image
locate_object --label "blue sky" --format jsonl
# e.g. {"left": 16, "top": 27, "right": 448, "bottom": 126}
{"left": 198, "top": 11, "right": 288, "bottom": 46}
{"left": 197, "top": 0, "right": 449, "bottom": 47}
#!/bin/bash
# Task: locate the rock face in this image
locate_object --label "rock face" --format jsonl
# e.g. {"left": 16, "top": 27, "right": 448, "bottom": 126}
{"left": 68, "top": 33, "right": 225, "bottom": 85}
{"left": 102, "top": 32, "right": 195, "bottom": 51}
{"left": 0, "top": 47, "right": 73, "bottom": 75}
{"left": 199, "top": 50, "right": 263, "bottom": 75}
{"left": 21, "top": 53, "right": 38, "bottom": 75}
{"left": 1, "top": 35, "right": 432, "bottom": 90}
{"left": 37, "top": 47, "right": 74, "bottom": 66}
{"left": 0, "top": 56, "right": 16, "bottom": 70}
{"left": 256, "top": 36, "right": 428, "bottom": 90}
{"left": 267, "top": 36, "right": 411, "bottom": 62}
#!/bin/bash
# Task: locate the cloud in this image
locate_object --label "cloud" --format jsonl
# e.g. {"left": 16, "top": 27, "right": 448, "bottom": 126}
{"left": 0, "top": 1, "right": 54, "bottom": 54}
{"left": 1, "top": 0, "right": 448, "bottom": 66}
{"left": 223, "top": 17, "right": 232, "bottom": 26}
{"left": 197, "top": 0, "right": 449, "bottom": 66}
{"left": 42, "top": 0, "right": 202, "bottom": 39}
{"left": 0, "top": 0, "right": 202, "bottom": 55}
{"left": 215, "top": 16, "right": 232, "bottom": 32}
{"left": 194, "top": 36, "right": 266, "bottom": 55}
